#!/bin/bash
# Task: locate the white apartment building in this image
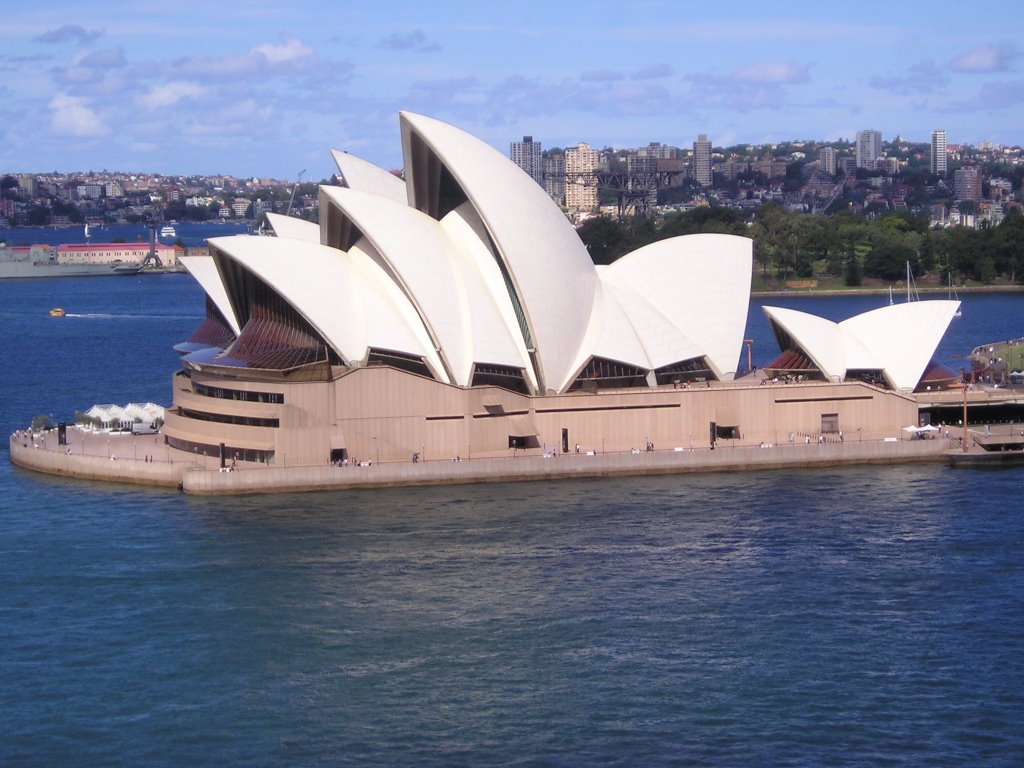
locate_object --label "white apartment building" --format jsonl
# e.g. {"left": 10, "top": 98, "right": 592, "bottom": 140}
{"left": 565, "top": 143, "right": 599, "bottom": 210}
{"left": 930, "top": 129, "right": 947, "bottom": 176}
{"left": 855, "top": 130, "right": 882, "bottom": 169}
{"left": 510, "top": 136, "right": 543, "bottom": 185}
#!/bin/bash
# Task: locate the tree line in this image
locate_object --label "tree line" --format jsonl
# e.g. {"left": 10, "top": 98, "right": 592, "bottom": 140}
{"left": 577, "top": 203, "right": 1024, "bottom": 286}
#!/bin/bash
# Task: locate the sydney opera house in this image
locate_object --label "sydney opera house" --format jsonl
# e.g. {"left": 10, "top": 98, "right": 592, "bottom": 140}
{"left": 160, "top": 112, "right": 960, "bottom": 469}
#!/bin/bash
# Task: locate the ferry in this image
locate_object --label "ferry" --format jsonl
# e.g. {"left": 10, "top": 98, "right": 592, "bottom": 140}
{"left": 48, "top": 307, "right": 66, "bottom": 317}
{"left": 160, "top": 225, "right": 177, "bottom": 239}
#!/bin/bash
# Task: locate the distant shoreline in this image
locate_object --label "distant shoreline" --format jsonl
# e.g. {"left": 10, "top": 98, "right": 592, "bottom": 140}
{"left": 751, "top": 285, "right": 1024, "bottom": 298}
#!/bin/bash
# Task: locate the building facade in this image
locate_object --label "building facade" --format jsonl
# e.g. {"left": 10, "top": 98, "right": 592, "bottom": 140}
{"left": 510, "top": 135, "right": 543, "bottom": 185}
{"left": 543, "top": 154, "right": 565, "bottom": 205}
{"left": 855, "top": 130, "right": 882, "bottom": 169}
{"left": 564, "top": 142, "right": 600, "bottom": 210}
{"left": 954, "top": 167, "right": 982, "bottom": 202}
{"left": 818, "top": 146, "right": 837, "bottom": 176}
{"left": 930, "top": 129, "right": 947, "bottom": 176}
{"left": 693, "top": 134, "right": 712, "bottom": 186}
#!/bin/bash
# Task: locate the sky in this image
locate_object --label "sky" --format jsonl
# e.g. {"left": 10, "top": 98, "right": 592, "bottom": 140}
{"left": 2, "top": 0, "right": 1023, "bottom": 180}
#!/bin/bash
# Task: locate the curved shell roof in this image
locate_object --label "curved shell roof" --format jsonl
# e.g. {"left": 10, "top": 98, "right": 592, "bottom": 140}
{"left": 330, "top": 149, "right": 408, "bottom": 204}
{"left": 400, "top": 111, "right": 598, "bottom": 392}
{"left": 207, "top": 235, "right": 446, "bottom": 381}
{"left": 178, "top": 255, "right": 241, "bottom": 335}
{"left": 763, "top": 300, "right": 961, "bottom": 390}
{"left": 321, "top": 185, "right": 532, "bottom": 387}
{"left": 601, "top": 234, "right": 753, "bottom": 379}
{"left": 265, "top": 212, "right": 320, "bottom": 243}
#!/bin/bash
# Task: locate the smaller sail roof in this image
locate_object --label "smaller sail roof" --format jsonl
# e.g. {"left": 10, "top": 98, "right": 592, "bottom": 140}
{"left": 763, "top": 300, "right": 961, "bottom": 390}
{"left": 330, "top": 149, "right": 408, "bottom": 204}
{"left": 265, "top": 213, "right": 320, "bottom": 243}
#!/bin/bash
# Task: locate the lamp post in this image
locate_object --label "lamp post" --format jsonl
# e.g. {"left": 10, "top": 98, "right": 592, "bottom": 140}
{"left": 962, "top": 382, "right": 969, "bottom": 453}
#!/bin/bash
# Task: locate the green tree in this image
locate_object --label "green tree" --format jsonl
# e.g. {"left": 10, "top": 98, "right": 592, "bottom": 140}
{"left": 578, "top": 216, "right": 628, "bottom": 265}
{"left": 844, "top": 249, "right": 862, "bottom": 286}
{"left": 863, "top": 239, "right": 916, "bottom": 281}
{"left": 994, "top": 209, "right": 1024, "bottom": 282}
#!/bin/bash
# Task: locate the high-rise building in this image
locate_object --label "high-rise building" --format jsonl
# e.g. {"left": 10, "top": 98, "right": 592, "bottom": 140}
{"left": 626, "top": 154, "right": 658, "bottom": 209}
{"left": 637, "top": 142, "right": 677, "bottom": 160}
{"left": 17, "top": 174, "right": 37, "bottom": 197}
{"left": 543, "top": 153, "right": 565, "bottom": 205}
{"left": 818, "top": 146, "right": 837, "bottom": 176}
{"left": 693, "top": 134, "right": 712, "bottom": 186}
{"left": 930, "top": 129, "right": 947, "bottom": 176}
{"left": 564, "top": 143, "right": 600, "bottom": 209}
{"left": 510, "top": 135, "right": 543, "bottom": 185}
{"left": 954, "top": 167, "right": 982, "bottom": 202}
{"left": 855, "top": 130, "right": 882, "bottom": 169}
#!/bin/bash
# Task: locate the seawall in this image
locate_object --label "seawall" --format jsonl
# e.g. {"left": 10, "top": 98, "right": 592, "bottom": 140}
{"left": 10, "top": 431, "right": 950, "bottom": 496}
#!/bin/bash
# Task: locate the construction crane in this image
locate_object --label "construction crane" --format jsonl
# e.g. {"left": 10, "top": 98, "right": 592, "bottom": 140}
{"left": 286, "top": 169, "right": 307, "bottom": 216}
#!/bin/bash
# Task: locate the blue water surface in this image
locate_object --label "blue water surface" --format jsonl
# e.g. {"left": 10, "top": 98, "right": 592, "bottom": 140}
{"left": 1, "top": 276, "right": 1022, "bottom": 766}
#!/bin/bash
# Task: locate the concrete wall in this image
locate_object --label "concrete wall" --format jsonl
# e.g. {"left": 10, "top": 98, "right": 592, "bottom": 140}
{"left": 180, "top": 438, "right": 949, "bottom": 496}
{"left": 160, "top": 365, "right": 921, "bottom": 469}
{"left": 9, "top": 435, "right": 185, "bottom": 488}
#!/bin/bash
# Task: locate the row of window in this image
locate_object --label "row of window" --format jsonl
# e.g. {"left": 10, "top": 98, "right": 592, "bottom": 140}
{"left": 194, "top": 381, "right": 284, "bottom": 404}
{"left": 179, "top": 408, "right": 279, "bottom": 429}
{"left": 165, "top": 435, "right": 275, "bottom": 465}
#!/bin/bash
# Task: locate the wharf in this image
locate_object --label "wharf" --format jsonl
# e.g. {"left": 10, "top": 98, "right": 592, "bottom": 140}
{"left": 946, "top": 424, "right": 1024, "bottom": 467}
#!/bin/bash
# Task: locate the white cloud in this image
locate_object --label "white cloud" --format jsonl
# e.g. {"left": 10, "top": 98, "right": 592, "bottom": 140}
{"left": 252, "top": 34, "right": 314, "bottom": 65}
{"left": 869, "top": 59, "right": 949, "bottom": 94}
{"left": 49, "top": 92, "right": 108, "bottom": 137}
{"left": 732, "top": 61, "right": 810, "bottom": 85}
{"left": 33, "top": 25, "right": 103, "bottom": 45}
{"left": 172, "top": 34, "right": 323, "bottom": 81}
{"left": 949, "top": 45, "right": 1014, "bottom": 73}
{"left": 139, "top": 81, "right": 207, "bottom": 109}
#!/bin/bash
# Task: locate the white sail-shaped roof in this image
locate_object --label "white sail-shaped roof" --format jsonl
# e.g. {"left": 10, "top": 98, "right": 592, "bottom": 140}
{"left": 762, "top": 306, "right": 846, "bottom": 380}
{"left": 601, "top": 234, "right": 752, "bottom": 379}
{"left": 588, "top": 278, "right": 655, "bottom": 370}
{"left": 330, "top": 149, "right": 408, "bottom": 205}
{"left": 319, "top": 185, "right": 474, "bottom": 385}
{"left": 840, "top": 301, "right": 961, "bottom": 391}
{"left": 178, "top": 255, "right": 241, "bottom": 335}
{"left": 207, "top": 236, "right": 446, "bottom": 381}
{"left": 265, "top": 212, "right": 320, "bottom": 243}
{"left": 439, "top": 202, "right": 538, "bottom": 392}
{"left": 400, "top": 111, "right": 598, "bottom": 393}
{"left": 763, "top": 300, "right": 961, "bottom": 391}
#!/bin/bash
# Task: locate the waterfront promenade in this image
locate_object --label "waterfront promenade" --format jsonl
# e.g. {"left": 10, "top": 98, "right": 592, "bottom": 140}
{"left": 11, "top": 424, "right": 950, "bottom": 496}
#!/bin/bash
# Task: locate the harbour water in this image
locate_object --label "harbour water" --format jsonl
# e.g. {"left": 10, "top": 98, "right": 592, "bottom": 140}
{"left": 0, "top": 221, "right": 251, "bottom": 248}
{"left": 2, "top": 276, "right": 1022, "bottom": 766}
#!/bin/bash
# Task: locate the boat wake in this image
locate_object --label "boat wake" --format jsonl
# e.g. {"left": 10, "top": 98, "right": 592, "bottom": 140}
{"left": 64, "top": 313, "right": 202, "bottom": 320}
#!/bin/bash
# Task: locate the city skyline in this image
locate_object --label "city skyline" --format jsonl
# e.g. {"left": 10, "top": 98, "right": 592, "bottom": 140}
{"left": 2, "top": 1, "right": 1023, "bottom": 179}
